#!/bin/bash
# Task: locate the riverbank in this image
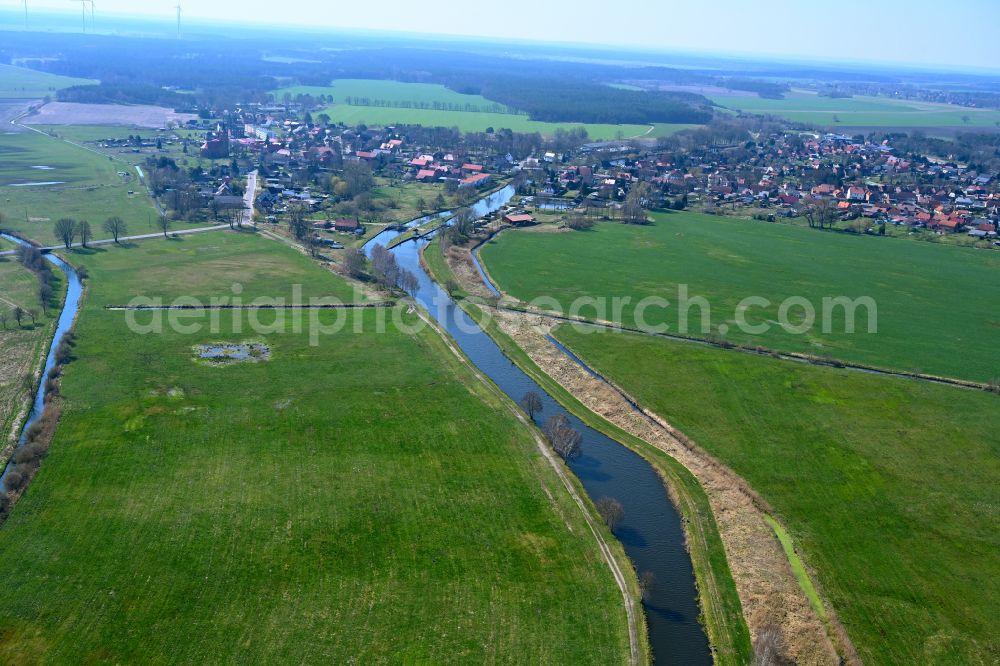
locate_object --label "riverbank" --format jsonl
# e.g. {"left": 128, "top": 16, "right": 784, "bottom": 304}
{"left": 0, "top": 235, "right": 68, "bottom": 455}
{"left": 421, "top": 238, "right": 756, "bottom": 665}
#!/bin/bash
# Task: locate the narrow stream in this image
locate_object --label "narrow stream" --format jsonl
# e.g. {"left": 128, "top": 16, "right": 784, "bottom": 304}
{"left": 0, "top": 233, "right": 84, "bottom": 488}
{"left": 365, "top": 191, "right": 713, "bottom": 664}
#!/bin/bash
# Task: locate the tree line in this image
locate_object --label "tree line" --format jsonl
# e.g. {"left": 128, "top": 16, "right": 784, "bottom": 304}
{"left": 340, "top": 96, "right": 522, "bottom": 116}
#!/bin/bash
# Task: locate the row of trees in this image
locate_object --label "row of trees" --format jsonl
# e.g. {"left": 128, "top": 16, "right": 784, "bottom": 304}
{"left": 369, "top": 244, "right": 419, "bottom": 295}
{"left": 520, "top": 391, "right": 627, "bottom": 533}
{"left": 342, "top": 96, "right": 520, "bottom": 116}
{"left": 13, "top": 243, "right": 56, "bottom": 316}
{"left": 52, "top": 216, "right": 135, "bottom": 249}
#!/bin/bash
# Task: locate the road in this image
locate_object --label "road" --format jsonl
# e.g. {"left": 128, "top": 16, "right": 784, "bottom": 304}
{"left": 0, "top": 224, "right": 230, "bottom": 256}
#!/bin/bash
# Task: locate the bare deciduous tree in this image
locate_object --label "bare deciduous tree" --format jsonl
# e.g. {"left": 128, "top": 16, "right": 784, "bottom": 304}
{"left": 78, "top": 220, "right": 92, "bottom": 248}
{"left": 595, "top": 496, "right": 624, "bottom": 532}
{"left": 38, "top": 282, "right": 53, "bottom": 314}
{"left": 103, "top": 216, "right": 127, "bottom": 243}
{"left": 343, "top": 248, "right": 366, "bottom": 279}
{"left": 520, "top": 391, "right": 543, "bottom": 420}
{"left": 13, "top": 305, "right": 24, "bottom": 327}
{"left": 156, "top": 215, "right": 171, "bottom": 239}
{"left": 752, "top": 624, "right": 793, "bottom": 666}
{"left": 399, "top": 269, "right": 419, "bottom": 296}
{"left": 287, "top": 204, "right": 310, "bottom": 240}
{"left": 54, "top": 218, "right": 77, "bottom": 249}
{"left": 543, "top": 414, "right": 582, "bottom": 460}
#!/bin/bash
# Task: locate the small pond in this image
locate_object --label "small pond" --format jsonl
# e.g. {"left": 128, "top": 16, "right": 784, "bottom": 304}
{"left": 195, "top": 342, "right": 271, "bottom": 364}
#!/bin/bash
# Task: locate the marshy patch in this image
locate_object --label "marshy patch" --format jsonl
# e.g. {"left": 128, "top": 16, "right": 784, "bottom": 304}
{"left": 195, "top": 341, "right": 271, "bottom": 366}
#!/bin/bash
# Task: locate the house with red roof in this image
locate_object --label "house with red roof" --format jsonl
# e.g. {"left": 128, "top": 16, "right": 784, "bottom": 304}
{"left": 503, "top": 213, "right": 536, "bottom": 226}
{"left": 459, "top": 173, "right": 492, "bottom": 188}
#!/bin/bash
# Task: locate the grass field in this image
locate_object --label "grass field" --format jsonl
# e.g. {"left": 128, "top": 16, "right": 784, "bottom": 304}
{"left": 0, "top": 64, "right": 95, "bottom": 100}
{"left": 68, "top": 230, "right": 364, "bottom": 305}
{"left": 0, "top": 253, "right": 59, "bottom": 446}
{"left": 554, "top": 325, "right": 1000, "bottom": 666}
{"left": 368, "top": 178, "right": 447, "bottom": 224}
{"left": 0, "top": 131, "right": 160, "bottom": 245}
{"left": 0, "top": 232, "right": 632, "bottom": 663}
{"left": 709, "top": 89, "right": 1000, "bottom": 129}
{"left": 478, "top": 213, "right": 1000, "bottom": 382}
{"left": 35, "top": 124, "right": 230, "bottom": 171}
{"left": 277, "top": 80, "right": 692, "bottom": 139}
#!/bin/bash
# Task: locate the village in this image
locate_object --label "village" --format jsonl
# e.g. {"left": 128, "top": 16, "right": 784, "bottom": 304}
{"left": 86, "top": 99, "right": 1000, "bottom": 249}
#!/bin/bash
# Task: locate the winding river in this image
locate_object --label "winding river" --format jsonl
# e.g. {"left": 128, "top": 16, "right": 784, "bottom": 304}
{"left": 365, "top": 188, "right": 712, "bottom": 664}
{"left": 0, "top": 233, "right": 84, "bottom": 488}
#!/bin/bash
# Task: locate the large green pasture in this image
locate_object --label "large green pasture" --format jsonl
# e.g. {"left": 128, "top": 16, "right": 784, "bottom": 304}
{"left": 479, "top": 213, "right": 1000, "bottom": 382}
{"left": 0, "top": 233, "right": 631, "bottom": 663}
{"left": 555, "top": 326, "right": 1000, "bottom": 666}
{"left": 0, "top": 64, "right": 95, "bottom": 100}
{"left": 277, "top": 80, "right": 690, "bottom": 139}
{"left": 68, "top": 230, "right": 364, "bottom": 305}
{"left": 0, "top": 131, "right": 159, "bottom": 245}
{"left": 710, "top": 89, "right": 1000, "bottom": 129}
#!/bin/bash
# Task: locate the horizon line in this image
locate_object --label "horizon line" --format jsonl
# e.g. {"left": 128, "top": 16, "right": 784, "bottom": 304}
{"left": 1, "top": 7, "right": 999, "bottom": 78}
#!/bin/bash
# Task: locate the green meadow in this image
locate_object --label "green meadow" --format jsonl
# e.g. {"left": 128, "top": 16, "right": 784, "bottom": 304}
{"left": 709, "top": 89, "right": 1000, "bottom": 129}
{"left": 0, "top": 232, "right": 631, "bottom": 663}
{"left": 68, "top": 230, "right": 363, "bottom": 305}
{"left": 0, "top": 64, "right": 96, "bottom": 100}
{"left": 0, "top": 131, "right": 160, "bottom": 245}
{"left": 479, "top": 213, "right": 1000, "bottom": 382}
{"left": 555, "top": 325, "right": 1000, "bottom": 666}
{"left": 277, "top": 80, "right": 689, "bottom": 139}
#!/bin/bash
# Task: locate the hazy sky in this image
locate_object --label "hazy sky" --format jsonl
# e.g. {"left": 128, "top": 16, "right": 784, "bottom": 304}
{"left": 15, "top": 0, "right": 1000, "bottom": 70}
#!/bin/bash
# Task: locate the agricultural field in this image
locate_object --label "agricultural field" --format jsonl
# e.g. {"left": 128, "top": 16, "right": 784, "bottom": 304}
{"left": 0, "top": 63, "right": 96, "bottom": 100}
{"left": 0, "top": 130, "right": 161, "bottom": 245}
{"left": 0, "top": 232, "right": 631, "bottom": 663}
{"left": 277, "top": 80, "right": 691, "bottom": 139}
{"left": 709, "top": 89, "right": 1000, "bottom": 129}
{"left": 0, "top": 254, "right": 58, "bottom": 446}
{"left": 24, "top": 102, "right": 196, "bottom": 128}
{"left": 554, "top": 325, "right": 1000, "bottom": 666}
{"left": 478, "top": 212, "right": 1000, "bottom": 382}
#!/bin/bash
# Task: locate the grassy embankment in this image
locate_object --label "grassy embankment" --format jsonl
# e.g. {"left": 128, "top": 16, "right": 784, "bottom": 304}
{"left": 0, "top": 131, "right": 161, "bottom": 245}
{"left": 0, "top": 254, "right": 60, "bottom": 447}
{"left": 554, "top": 325, "right": 1000, "bottom": 666}
{"left": 278, "top": 80, "right": 693, "bottom": 140}
{"left": 709, "top": 89, "right": 1000, "bottom": 129}
{"left": 0, "top": 230, "right": 633, "bottom": 663}
{"left": 423, "top": 237, "right": 753, "bottom": 665}
{"left": 478, "top": 212, "right": 1000, "bottom": 383}
{"left": 0, "top": 64, "right": 96, "bottom": 100}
